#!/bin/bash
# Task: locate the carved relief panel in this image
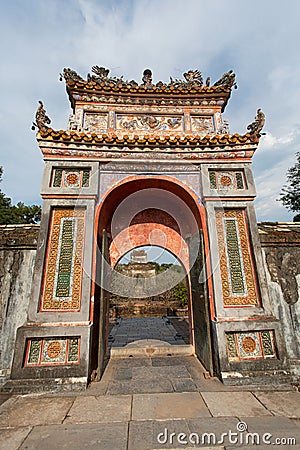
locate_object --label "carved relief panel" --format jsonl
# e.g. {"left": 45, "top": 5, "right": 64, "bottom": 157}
{"left": 115, "top": 114, "right": 184, "bottom": 133}
{"left": 83, "top": 112, "right": 108, "bottom": 133}
{"left": 191, "top": 116, "right": 215, "bottom": 134}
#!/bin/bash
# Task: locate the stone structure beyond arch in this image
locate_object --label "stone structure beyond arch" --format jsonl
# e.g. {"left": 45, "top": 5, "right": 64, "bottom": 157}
{"left": 4, "top": 66, "right": 297, "bottom": 392}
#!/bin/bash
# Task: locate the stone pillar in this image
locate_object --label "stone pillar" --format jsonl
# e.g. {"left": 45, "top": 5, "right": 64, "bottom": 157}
{"left": 7, "top": 160, "right": 99, "bottom": 391}
{"left": 201, "top": 163, "right": 290, "bottom": 385}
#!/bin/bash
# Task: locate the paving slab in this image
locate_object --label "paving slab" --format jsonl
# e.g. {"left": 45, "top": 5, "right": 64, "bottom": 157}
{"left": 128, "top": 419, "right": 190, "bottom": 449}
{"left": 237, "top": 416, "right": 300, "bottom": 446}
{"left": 0, "top": 396, "right": 74, "bottom": 428}
{"left": 109, "top": 357, "right": 152, "bottom": 368}
{"left": 132, "top": 365, "right": 191, "bottom": 379}
{"left": 201, "top": 392, "right": 271, "bottom": 417}
{"left": 106, "top": 378, "right": 174, "bottom": 395}
{"left": 171, "top": 378, "right": 198, "bottom": 392}
{"left": 187, "top": 417, "right": 240, "bottom": 446}
{"left": 253, "top": 391, "right": 300, "bottom": 418}
{"left": 0, "top": 394, "right": 11, "bottom": 407}
{"left": 64, "top": 394, "right": 131, "bottom": 424}
{"left": 151, "top": 356, "right": 196, "bottom": 367}
{"left": 132, "top": 392, "right": 211, "bottom": 421}
{"left": 0, "top": 426, "right": 32, "bottom": 450}
{"left": 19, "top": 422, "right": 128, "bottom": 450}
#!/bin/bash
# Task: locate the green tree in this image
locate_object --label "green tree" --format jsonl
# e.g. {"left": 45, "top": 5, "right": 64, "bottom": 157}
{"left": 279, "top": 152, "right": 300, "bottom": 222}
{"left": 0, "top": 167, "right": 41, "bottom": 224}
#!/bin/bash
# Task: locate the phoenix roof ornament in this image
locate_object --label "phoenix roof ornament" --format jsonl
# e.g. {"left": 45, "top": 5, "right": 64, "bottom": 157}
{"left": 247, "top": 109, "right": 265, "bottom": 137}
{"left": 32, "top": 101, "right": 51, "bottom": 132}
{"left": 213, "top": 69, "right": 237, "bottom": 89}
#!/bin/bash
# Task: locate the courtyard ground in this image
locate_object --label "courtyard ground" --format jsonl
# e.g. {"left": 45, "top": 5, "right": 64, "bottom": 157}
{"left": 0, "top": 318, "right": 299, "bottom": 449}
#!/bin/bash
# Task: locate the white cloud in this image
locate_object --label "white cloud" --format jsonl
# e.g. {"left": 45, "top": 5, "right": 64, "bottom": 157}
{"left": 0, "top": 0, "right": 299, "bottom": 221}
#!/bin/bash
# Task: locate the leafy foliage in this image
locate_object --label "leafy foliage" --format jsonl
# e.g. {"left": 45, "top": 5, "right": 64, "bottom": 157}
{"left": 0, "top": 167, "right": 41, "bottom": 225}
{"left": 279, "top": 152, "right": 300, "bottom": 222}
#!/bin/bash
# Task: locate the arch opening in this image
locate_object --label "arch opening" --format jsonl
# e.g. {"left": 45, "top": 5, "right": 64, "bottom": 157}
{"left": 108, "top": 245, "right": 191, "bottom": 350}
{"left": 92, "top": 177, "right": 214, "bottom": 378}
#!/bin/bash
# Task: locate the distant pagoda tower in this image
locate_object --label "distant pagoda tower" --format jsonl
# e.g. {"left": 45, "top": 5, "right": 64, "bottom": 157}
{"left": 5, "top": 64, "right": 292, "bottom": 392}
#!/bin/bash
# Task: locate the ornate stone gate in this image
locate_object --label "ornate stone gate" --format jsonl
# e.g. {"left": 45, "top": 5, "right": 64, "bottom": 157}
{"left": 7, "top": 66, "right": 290, "bottom": 391}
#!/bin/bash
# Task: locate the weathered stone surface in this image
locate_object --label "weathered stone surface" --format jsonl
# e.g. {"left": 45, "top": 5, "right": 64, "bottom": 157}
{"left": 0, "top": 396, "right": 74, "bottom": 427}
{"left": 132, "top": 392, "right": 211, "bottom": 420}
{"left": 254, "top": 391, "right": 300, "bottom": 418}
{"left": 240, "top": 416, "right": 300, "bottom": 443}
{"left": 188, "top": 417, "right": 239, "bottom": 446}
{"left": 0, "top": 426, "right": 32, "bottom": 450}
{"left": 106, "top": 378, "right": 174, "bottom": 395}
{"left": 19, "top": 422, "right": 128, "bottom": 450}
{"left": 201, "top": 392, "right": 271, "bottom": 417}
{"left": 64, "top": 395, "right": 131, "bottom": 423}
{"left": 128, "top": 419, "right": 190, "bottom": 449}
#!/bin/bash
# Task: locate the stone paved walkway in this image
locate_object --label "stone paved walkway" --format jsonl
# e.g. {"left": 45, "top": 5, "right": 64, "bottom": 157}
{"left": 1, "top": 355, "right": 299, "bottom": 449}
{"left": 108, "top": 317, "right": 188, "bottom": 349}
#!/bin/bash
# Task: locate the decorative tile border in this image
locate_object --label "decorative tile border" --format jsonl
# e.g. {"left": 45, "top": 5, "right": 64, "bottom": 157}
{"left": 40, "top": 208, "right": 85, "bottom": 311}
{"left": 226, "top": 330, "right": 277, "bottom": 361}
{"left": 25, "top": 337, "right": 80, "bottom": 366}
{"left": 215, "top": 209, "right": 259, "bottom": 306}
{"left": 52, "top": 168, "right": 90, "bottom": 188}
{"left": 209, "top": 170, "right": 245, "bottom": 190}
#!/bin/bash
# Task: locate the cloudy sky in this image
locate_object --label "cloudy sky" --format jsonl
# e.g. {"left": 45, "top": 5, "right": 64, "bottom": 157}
{"left": 1, "top": 0, "right": 299, "bottom": 221}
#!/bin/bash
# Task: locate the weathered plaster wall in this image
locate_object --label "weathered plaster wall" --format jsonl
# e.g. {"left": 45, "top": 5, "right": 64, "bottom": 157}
{"left": 0, "top": 225, "right": 39, "bottom": 382}
{"left": 258, "top": 223, "right": 300, "bottom": 372}
{"left": 0, "top": 222, "right": 299, "bottom": 381}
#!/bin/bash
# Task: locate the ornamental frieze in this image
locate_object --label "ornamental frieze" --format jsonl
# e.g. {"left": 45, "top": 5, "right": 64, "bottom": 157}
{"left": 116, "top": 114, "right": 183, "bottom": 132}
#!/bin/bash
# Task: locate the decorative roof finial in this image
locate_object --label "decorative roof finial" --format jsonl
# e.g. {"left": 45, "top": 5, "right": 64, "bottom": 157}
{"left": 31, "top": 101, "right": 51, "bottom": 132}
{"left": 183, "top": 70, "right": 203, "bottom": 86}
{"left": 142, "top": 69, "right": 153, "bottom": 88}
{"left": 247, "top": 109, "right": 265, "bottom": 137}
{"left": 213, "top": 69, "right": 237, "bottom": 89}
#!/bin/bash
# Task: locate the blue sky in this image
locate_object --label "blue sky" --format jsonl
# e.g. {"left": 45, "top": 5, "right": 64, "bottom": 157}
{"left": 1, "top": 0, "right": 299, "bottom": 221}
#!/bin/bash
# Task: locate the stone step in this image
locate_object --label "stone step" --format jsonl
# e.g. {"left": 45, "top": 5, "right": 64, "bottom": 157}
{"left": 1, "top": 377, "right": 88, "bottom": 394}
{"left": 110, "top": 341, "right": 194, "bottom": 358}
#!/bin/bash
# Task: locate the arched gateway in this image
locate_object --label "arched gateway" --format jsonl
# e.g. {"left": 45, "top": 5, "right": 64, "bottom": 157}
{"left": 8, "top": 66, "right": 289, "bottom": 391}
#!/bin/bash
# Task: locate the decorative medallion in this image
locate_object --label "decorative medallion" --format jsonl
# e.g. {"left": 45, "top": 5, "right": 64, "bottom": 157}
{"left": 241, "top": 336, "right": 256, "bottom": 353}
{"left": 65, "top": 172, "right": 80, "bottom": 187}
{"left": 46, "top": 341, "right": 62, "bottom": 358}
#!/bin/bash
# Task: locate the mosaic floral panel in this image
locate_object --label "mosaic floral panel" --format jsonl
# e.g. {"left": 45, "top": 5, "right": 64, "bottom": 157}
{"left": 25, "top": 337, "right": 80, "bottom": 366}
{"left": 191, "top": 116, "right": 214, "bottom": 134}
{"left": 215, "top": 209, "right": 259, "bottom": 306}
{"left": 83, "top": 112, "right": 108, "bottom": 133}
{"left": 52, "top": 169, "right": 90, "bottom": 188}
{"left": 209, "top": 171, "right": 245, "bottom": 190}
{"left": 226, "top": 331, "right": 277, "bottom": 361}
{"left": 40, "top": 208, "right": 85, "bottom": 311}
{"left": 116, "top": 114, "right": 184, "bottom": 132}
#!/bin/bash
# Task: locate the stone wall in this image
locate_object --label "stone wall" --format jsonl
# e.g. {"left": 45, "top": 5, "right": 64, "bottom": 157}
{"left": 258, "top": 223, "right": 300, "bottom": 374}
{"left": 0, "top": 225, "right": 39, "bottom": 383}
{"left": 0, "top": 222, "right": 299, "bottom": 382}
